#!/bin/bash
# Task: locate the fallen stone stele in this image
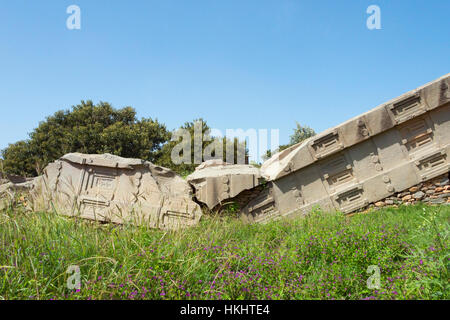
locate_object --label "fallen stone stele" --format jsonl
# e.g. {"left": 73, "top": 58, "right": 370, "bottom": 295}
{"left": 239, "top": 73, "right": 450, "bottom": 222}
{"left": 31, "top": 153, "right": 202, "bottom": 230}
{"left": 2, "top": 73, "right": 449, "bottom": 228}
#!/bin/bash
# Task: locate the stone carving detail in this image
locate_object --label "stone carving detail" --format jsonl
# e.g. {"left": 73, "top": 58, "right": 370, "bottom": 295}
{"left": 31, "top": 153, "right": 201, "bottom": 230}
{"left": 358, "top": 119, "right": 370, "bottom": 137}
{"left": 369, "top": 153, "right": 383, "bottom": 172}
{"left": 415, "top": 150, "right": 448, "bottom": 182}
{"left": 308, "top": 130, "right": 343, "bottom": 160}
{"left": 292, "top": 186, "right": 303, "bottom": 205}
{"left": 441, "top": 81, "right": 450, "bottom": 101}
{"left": 387, "top": 94, "right": 425, "bottom": 124}
{"left": 321, "top": 154, "right": 354, "bottom": 192}
{"left": 334, "top": 185, "right": 368, "bottom": 213}
{"left": 400, "top": 117, "right": 433, "bottom": 153}
{"left": 383, "top": 175, "right": 395, "bottom": 193}
{"left": 241, "top": 186, "right": 279, "bottom": 223}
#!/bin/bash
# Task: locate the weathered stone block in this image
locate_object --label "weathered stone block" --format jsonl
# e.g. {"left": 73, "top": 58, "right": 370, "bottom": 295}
{"left": 413, "top": 191, "right": 425, "bottom": 200}
{"left": 31, "top": 153, "right": 202, "bottom": 230}
{"left": 187, "top": 160, "right": 261, "bottom": 209}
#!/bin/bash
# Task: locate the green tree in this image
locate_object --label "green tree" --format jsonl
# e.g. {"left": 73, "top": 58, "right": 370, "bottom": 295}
{"left": 156, "top": 119, "right": 247, "bottom": 176}
{"left": 262, "top": 122, "right": 316, "bottom": 162}
{"left": 1, "top": 141, "right": 36, "bottom": 177}
{"left": 1, "top": 101, "right": 170, "bottom": 176}
{"left": 156, "top": 119, "right": 211, "bottom": 176}
{"left": 289, "top": 122, "right": 316, "bottom": 145}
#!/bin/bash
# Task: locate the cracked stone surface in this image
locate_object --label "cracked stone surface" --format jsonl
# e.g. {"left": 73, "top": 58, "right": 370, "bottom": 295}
{"left": 187, "top": 160, "right": 262, "bottom": 209}
{"left": 31, "top": 153, "right": 202, "bottom": 230}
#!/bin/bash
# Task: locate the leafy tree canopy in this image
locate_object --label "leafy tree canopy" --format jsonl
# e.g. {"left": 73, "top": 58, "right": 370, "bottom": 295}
{"left": 262, "top": 122, "right": 316, "bottom": 161}
{"left": 289, "top": 122, "right": 316, "bottom": 146}
{"left": 156, "top": 119, "right": 247, "bottom": 177}
{"left": 1, "top": 101, "right": 169, "bottom": 176}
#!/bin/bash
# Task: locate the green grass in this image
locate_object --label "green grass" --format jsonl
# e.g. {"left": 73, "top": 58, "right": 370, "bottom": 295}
{"left": 0, "top": 203, "right": 448, "bottom": 300}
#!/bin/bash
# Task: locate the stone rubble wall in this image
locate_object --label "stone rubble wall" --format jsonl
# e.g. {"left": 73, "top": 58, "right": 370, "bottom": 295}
{"left": 369, "top": 173, "right": 450, "bottom": 209}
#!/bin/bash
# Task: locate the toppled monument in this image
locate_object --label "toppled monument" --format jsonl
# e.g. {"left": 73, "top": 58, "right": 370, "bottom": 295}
{"left": 31, "top": 153, "right": 202, "bottom": 230}
{"left": 2, "top": 74, "right": 449, "bottom": 228}
{"left": 240, "top": 73, "right": 450, "bottom": 222}
{"left": 187, "top": 160, "right": 262, "bottom": 209}
{"left": 188, "top": 74, "right": 450, "bottom": 223}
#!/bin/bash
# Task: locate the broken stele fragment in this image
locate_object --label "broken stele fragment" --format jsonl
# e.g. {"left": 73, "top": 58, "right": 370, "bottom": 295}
{"left": 31, "top": 153, "right": 202, "bottom": 230}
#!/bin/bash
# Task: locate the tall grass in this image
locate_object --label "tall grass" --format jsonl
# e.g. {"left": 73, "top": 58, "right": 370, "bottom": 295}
{"left": 0, "top": 202, "right": 448, "bottom": 300}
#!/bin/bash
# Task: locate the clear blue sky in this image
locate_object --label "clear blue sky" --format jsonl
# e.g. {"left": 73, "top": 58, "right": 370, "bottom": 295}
{"left": 1, "top": 1, "right": 449, "bottom": 157}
